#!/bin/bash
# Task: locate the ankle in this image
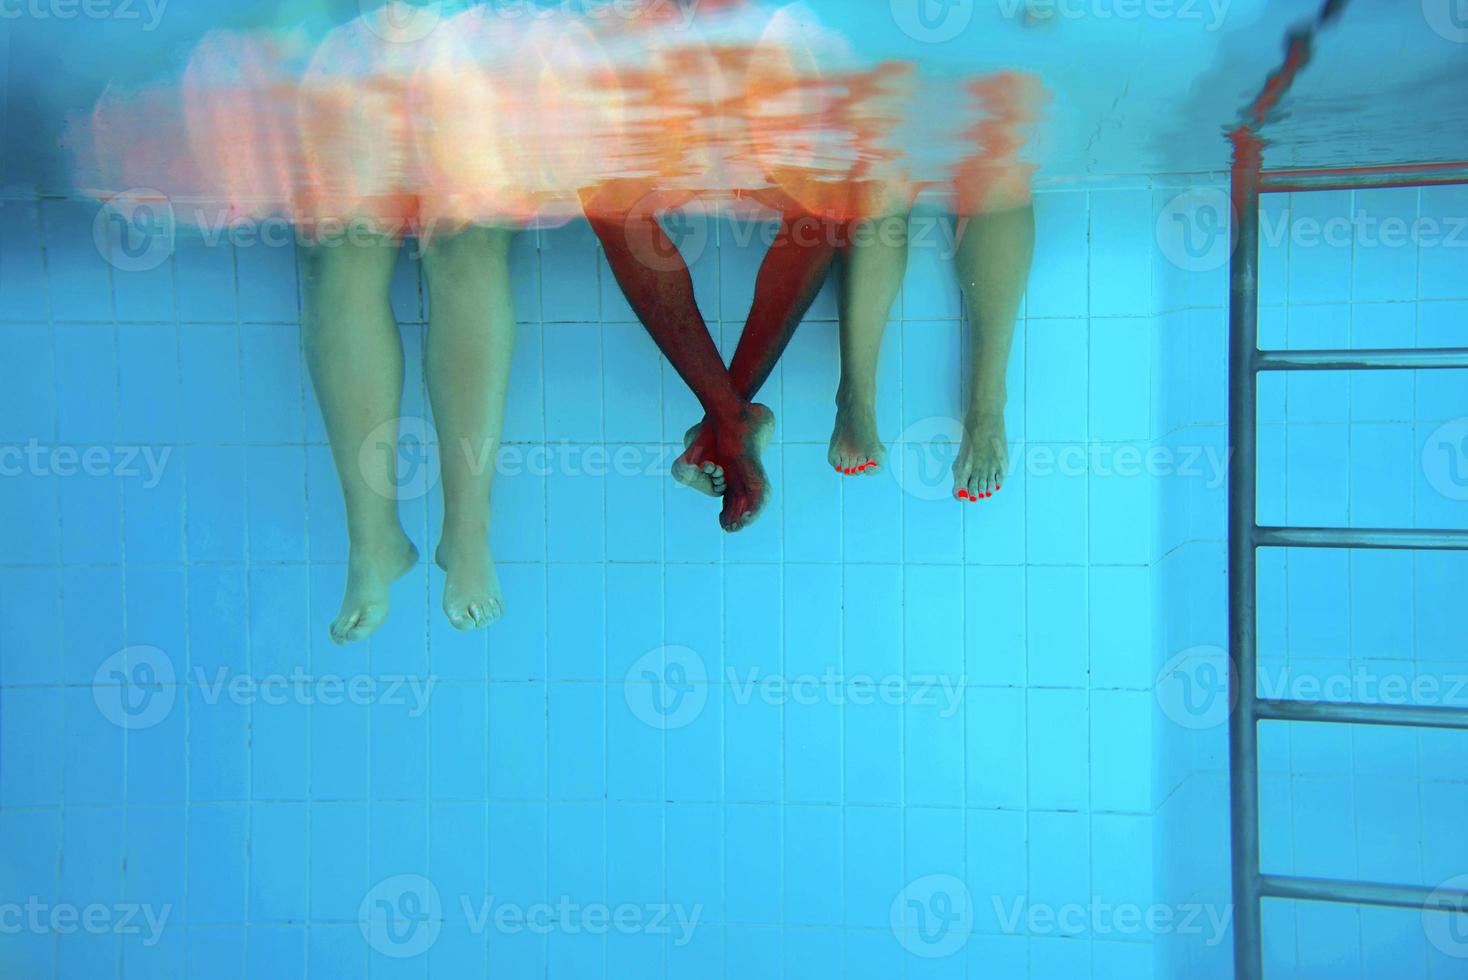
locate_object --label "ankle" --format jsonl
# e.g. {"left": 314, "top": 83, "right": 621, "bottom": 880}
{"left": 967, "top": 386, "right": 1007, "bottom": 417}
{"left": 347, "top": 523, "right": 409, "bottom": 552}
{"left": 441, "top": 517, "right": 490, "bottom": 540}
{"left": 835, "top": 384, "right": 876, "bottom": 413}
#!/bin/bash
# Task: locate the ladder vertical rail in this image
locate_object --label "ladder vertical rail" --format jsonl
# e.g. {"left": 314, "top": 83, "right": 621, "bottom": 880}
{"left": 1228, "top": 134, "right": 1265, "bottom": 980}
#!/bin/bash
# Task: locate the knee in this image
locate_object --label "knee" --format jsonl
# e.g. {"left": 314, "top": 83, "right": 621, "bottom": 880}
{"left": 421, "top": 225, "right": 514, "bottom": 283}
{"left": 300, "top": 239, "right": 396, "bottom": 306}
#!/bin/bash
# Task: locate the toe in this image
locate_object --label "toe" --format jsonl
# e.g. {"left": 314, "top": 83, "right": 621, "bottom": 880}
{"left": 952, "top": 461, "right": 972, "bottom": 500}
{"left": 330, "top": 609, "right": 360, "bottom": 645}
{"left": 344, "top": 603, "right": 387, "bottom": 642}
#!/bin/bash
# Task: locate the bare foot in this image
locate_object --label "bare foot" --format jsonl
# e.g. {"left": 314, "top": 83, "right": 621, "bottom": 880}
{"left": 953, "top": 410, "right": 1008, "bottom": 503}
{"left": 435, "top": 525, "right": 505, "bottom": 630}
{"left": 671, "top": 422, "right": 725, "bottom": 497}
{"left": 705, "top": 404, "right": 775, "bottom": 532}
{"left": 331, "top": 531, "right": 419, "bottom": 644}
{"left": 828, "top": 397, "right": 886, "bottom": 476}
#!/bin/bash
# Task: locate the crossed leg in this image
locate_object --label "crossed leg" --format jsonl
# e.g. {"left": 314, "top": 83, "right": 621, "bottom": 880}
{"left": 301, "top": 232, "right": 419, "bottom": 644}
{"left": 581, "top": 184, "right": 776, "bottom": 531}
{"left": 421, "top": 224, "right": 517, "bottom": 629}
{"left": 676, "top": 207, "right": 843, "bottom": 492}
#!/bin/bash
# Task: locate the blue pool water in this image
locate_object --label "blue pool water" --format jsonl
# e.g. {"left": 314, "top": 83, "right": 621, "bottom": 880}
{"left": 2, "top": 183, "right": 1465, "bottom": 978}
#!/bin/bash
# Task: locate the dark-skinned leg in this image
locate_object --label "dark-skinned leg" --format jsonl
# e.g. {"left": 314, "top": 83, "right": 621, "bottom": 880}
{"left": 677, "top": 208, "right": 842, "bottom": 488}
{"left": 580, "top": 186, "right": 771, "bottom": 531}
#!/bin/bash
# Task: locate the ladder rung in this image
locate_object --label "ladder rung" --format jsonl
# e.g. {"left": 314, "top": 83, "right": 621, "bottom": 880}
{"left": 1255, "top": 526, "right": 1468, "bottom": 551}
{"left": 1259, "top": 874, "right": 1468, "bottom": 913}
{"left": 1256, "top": 699, "right": 1468, "bottom": 730}
{"left": 1255, "top": 348, "right": 1468, "bottom": 371}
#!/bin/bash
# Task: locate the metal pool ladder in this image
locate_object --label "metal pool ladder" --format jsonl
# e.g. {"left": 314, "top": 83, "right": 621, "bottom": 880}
{"left": 1227, "top": 160, "right": 1468, "bottom": 979}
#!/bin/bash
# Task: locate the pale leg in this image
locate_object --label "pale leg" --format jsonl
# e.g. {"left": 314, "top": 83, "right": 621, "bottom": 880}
{"left": 830, "top": 211, "right": 910, "bottom": 475}
{"left": 421, "top": 225, "right": 517, "bottom": 629}
{"left": 952, "top": 204, "right": 1034, "bottom": 502}
{"left": 301, "top": 234, "right": 419, "bottom": 644}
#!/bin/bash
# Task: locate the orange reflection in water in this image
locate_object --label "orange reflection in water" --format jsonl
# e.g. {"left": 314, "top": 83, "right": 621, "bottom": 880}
{"left": 71, "top": 4, "right": 1049, "bottom": 233}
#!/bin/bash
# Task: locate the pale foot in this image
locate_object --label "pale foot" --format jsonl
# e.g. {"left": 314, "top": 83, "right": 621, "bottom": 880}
{"left": 435, "top": 527, "right": 505, "bottom": 630}
{"left": 712, "top": 404, "right": 775, "bottom": 533}
{"left": 331, "top": 532, "right": 419, "bottom": 645}
{"left": 671, "top": 422, "right": 725, "bottom": 497}
{"left": 828, "top": 398, "right": 886, "bottom": 476}
{"left": 953, "top": 410, "right": 1008, "bottom": 503}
